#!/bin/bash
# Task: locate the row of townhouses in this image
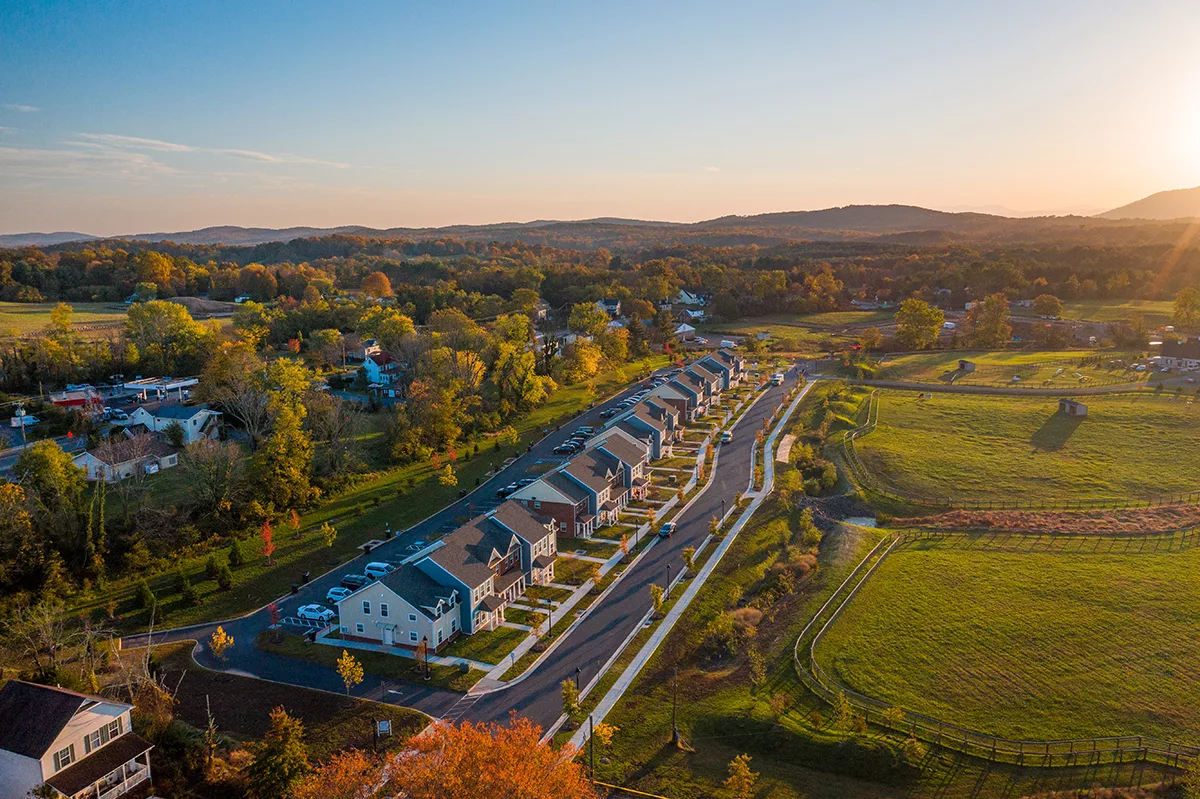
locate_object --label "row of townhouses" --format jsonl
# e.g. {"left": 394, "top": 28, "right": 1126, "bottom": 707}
{"left": 332, "top": 349, "right": 745, "bottom": 655}
{"left": 0, "top": 681, "right": 152, "bottom": 799}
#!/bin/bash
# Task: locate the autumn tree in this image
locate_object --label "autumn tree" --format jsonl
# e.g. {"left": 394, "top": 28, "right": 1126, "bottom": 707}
{"left": 246, "top": 706, "right": 309, "bottom": 799}
{"left": 292, "top": 750, "right": 381, "bottom": 799}
{"left": 649, "top": 583, "right": 665, "bottom": 615}
{"left": 337, "top": 650, "right": 364, "bottom": 695}
{"left": 124, "top": 300, "right": 215, "bottom": 374}
{"left": 251, "top": 402, "right": 314, "bottom": 511}
{"left": 209, "top": 626, "right": 234, "bottom": 664}
{"left": 1032, "top": 293, "right": 1064, "bottom": 317}
{"left": 858, "top": 326, "right": 883, "bottom": 353}
{"left": 894, "top": 298, "right": 944, "bottom": 350}
{"left": 966, "top": 292, "right": 1012, "bottom": 348}
{"left": 561, "top": 679, "right": 581, "bottom": 716}
{"left": 567, "top": 302, "right": 610, "bottom": 337}
{"left": 261, "top": 520, "right": 276, "bottom": 564}
{"left": 724, "top": 753, "right": 758, "bottom": 799}
{"left": 361, "top": 271, "right": 393, "bottom": 299}
{"left": 1175, "top": 287, "right": 1200, "bottom": 330}
{"left": 320, "top": 522, "right": 338, "bottom": 548}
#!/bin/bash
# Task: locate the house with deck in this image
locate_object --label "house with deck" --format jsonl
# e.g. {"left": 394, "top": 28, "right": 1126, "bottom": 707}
{"left": 127, "top": 402, "right": 220, "bottom": 445}
{"left": 587, "top": 427, "right": 651, "bottom": 500}
{"left": 0, "top": 681, "right": 152, "bottom": 799}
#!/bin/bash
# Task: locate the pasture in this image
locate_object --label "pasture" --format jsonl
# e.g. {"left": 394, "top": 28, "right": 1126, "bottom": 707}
{"left": 853, "top": 390, "right": 1200, "bottom": 504}
{"left": 877, "top": 350, "right": 1148, "bottom": 388}
{"left": 813, "top": 535, "right": 1200, "bottom": 746}
{"left": 0, "top": 300, "right": 128, "bottom": 335}
{"left": 1011, "top": 298, "right": 1176, "bottom": 326}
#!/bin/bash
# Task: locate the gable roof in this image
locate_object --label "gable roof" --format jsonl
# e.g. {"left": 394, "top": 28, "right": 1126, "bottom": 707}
{"left": 425, "top": 518, "right": 519, "bottom": 589}
{"left": 1163, "top": 338, "right": 1200, "bottom": 359}
{"left": 490, "top": 500, "right": 555, "bottom": 546}
{"left": 697, "top": 355, "right": 730, "bottom": 375}
{"left": 137, "top": 401, "right": 212, "bottom": 421}
{"left": 593, "top": 429, "right": 648, "bottom": 467}
{"left": 564, "top": 449, "right": 621, "bottom": 493}
{"left": 544, "top": 470, "right": 593, "bottom": 503}
{"left": 83, "top": 436, "right": 176, "bottom": 466}
{"left": 716, "top": 348, "right": 744, "bottom": 367}
{"left": 379, "top": 562, "right": 458, "bottom": 619}
{"left": 0, "top": 681, "right": 129, "bottom": 759}
{"left": 689, "top": 363, "right": 721, "bottom": 385}
{"left": 651, "top": 383, "right": 688, "bottom": 402}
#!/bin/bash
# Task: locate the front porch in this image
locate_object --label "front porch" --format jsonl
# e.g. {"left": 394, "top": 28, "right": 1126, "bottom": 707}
{"left": 45, "top": 735, "right": 153, "bottom": 799}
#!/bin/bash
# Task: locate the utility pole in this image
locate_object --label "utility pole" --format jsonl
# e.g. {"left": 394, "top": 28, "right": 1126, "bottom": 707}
{"left": 671, "top": 665, "right": 681, "bottom": 746}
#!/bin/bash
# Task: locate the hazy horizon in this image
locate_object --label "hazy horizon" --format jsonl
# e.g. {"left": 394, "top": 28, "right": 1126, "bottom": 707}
{"left": 3, "top": 0, "right": 1200, "bottom": 235}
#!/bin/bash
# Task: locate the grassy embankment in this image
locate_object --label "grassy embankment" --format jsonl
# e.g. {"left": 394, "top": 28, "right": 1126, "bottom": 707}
{"left": 876, "top": 350, "right": 1150, "bottom": 388}
{"left": 854, "top": 390, "right": 1200, "bottom": 505}
{"left": 1010, "top": 298, "right": 1177, "bottom": 326}
{"left": 70, "top": 356, "right": 668, "bottom": 634}
{"left": 814, "top": 535, "right": 1200, "bottom": 746}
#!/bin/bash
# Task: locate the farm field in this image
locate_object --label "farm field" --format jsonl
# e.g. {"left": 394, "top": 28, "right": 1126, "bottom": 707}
{"left": 877, "top": 350, "right": 1149, "bottom": 388}
{"left": 814, "top": 536, "right": 1200, "bottom": 746}
{"left": 854, "top": 391, "right": 1200, "bottom": 504}
{"left": 1011, "top": 298, "right": 1176, "bottom": 326}
{"left": 0, "top": 300, "right": 127, "bottom": 334}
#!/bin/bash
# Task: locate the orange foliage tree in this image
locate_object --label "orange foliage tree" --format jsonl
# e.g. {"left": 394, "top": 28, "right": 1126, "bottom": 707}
{"left": 292, "top": 716, "right": 598, "bottom": 799}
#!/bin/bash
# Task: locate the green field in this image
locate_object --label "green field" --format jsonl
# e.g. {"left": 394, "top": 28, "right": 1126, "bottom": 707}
{"left": 854, "top": 391, "right": 1200, "bottom": 504}
{"left": 0, "top": 301, "right": 128, "bottom": 334}
{"left": 877, "top": 350, "right": 1148, "bottom": 388}
{"left": 815, "top": 536, "right": 1200, "bottom": 746}
{"left": 1011, "top": 299, "right": 1177, "bottom": 326}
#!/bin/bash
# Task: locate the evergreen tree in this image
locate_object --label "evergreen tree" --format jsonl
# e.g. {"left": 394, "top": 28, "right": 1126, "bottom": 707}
{"left": 228, "top": 538, "right": 245, "bottom": 567}
{"left": 251, "top": 403, "right": 314, "bottom": 511}
{"left": 246, "top": 706, "right": 309, "bottom": 799}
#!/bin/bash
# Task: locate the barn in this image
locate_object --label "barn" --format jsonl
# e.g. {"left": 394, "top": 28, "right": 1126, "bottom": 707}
{"left": 1058, "top": 398, "right": 1088, "bottom": 417}
{"left": 958, "top": 359, "right": 976, "bottom": 372}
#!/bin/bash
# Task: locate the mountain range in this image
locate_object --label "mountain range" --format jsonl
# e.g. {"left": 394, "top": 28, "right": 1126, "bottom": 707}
{"left": 3, "top": 187, "right": 1199, "bottom": 250}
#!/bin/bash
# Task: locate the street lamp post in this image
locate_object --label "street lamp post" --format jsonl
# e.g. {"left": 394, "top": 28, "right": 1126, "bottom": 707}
{"left": 721, "top": 497, "right": 726, "bottom": 522}
{"left": 421, "top": 636, "right": 430, "bottom": 680}
{"left": 574, "top": 665, "right": 581, "bottom": 692}
{"left": 665, "top": 564, "right": 672, "bottom": 597}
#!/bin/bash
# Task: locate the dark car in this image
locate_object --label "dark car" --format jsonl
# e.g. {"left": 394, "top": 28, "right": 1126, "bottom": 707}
{"left": 553, "top": 444, "right": 575, "bottom": 456}
{"left": 340, "top": 573, "right": 371, "bottom": 590}
{"left": 496, "top": 483, "right": 519, "bottom": 499}
{"left": 599, "top": 408, "right": 617, "bottom": 418}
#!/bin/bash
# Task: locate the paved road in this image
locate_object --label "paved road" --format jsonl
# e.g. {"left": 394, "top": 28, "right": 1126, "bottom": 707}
{"left": 124, "top": 361, "right": 808, "bottom": 726}
{"left": 0, "top": 432, "right": 87, "bottom": 473}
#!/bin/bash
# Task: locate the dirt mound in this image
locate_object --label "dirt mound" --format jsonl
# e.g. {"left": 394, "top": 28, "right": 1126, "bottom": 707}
{"left": 901, "top": 504, "right": 1200, "bottom": 535}
{"left": 166, "top": 296, "right": 237, "bottom": 317}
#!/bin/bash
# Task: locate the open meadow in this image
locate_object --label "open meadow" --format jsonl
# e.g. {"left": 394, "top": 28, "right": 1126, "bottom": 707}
{"left": 876, "top": 350, "right": 1149, "bottom": 388}
{"left": 0, "top": 300, "right": 128, "bottom": 334}
{"left": 1011, "top": 298, "right": 1177, "bottom": 327}
{"left": 814, "top": 535, "right": 1200, "bottom": 746}
{"left": 853, "top": 390, "right": 1200, "bottom": 504}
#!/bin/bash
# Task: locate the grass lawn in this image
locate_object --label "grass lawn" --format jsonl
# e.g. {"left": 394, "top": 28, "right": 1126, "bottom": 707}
{"left": 877, "top": 350, "right": 1147, "bottom": 388}
{"left": 1011, "top": 298, "right": 1177, "bottom": 326}
{"left": 553, "top": 555, "right": 599, "bottom": 585}
{"left": 504, "top": 606, "right": 541, "bottom": 626}
{"left": 147, "top": 641, "right": 428, "bottom": 760}
{"left": 561, "top": 537, "right": 618, "bottom": 557}
{"left": 0, "top": 300, "right": 128, "bottom": 335}
{"left": 854, "top": 391, "right": 1200, "bottom": 504}
{"left": 256, "top": 630, "right": 485, "bottom": 691}
{"left": 439, "top": 624, "right": 527, "bottom": 664}
{"left": 71, "top": 356, "right": 667, "bottom": 634}
{"left": 814, "top": 535, "right": 1200, "bottom": 746}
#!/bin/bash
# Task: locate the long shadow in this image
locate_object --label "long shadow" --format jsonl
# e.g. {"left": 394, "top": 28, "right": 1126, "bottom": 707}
{"left": 1029, "top": 410, "right": 1085, "bottom": 451}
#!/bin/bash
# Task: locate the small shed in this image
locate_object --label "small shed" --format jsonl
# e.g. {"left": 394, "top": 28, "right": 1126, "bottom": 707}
{"left": 958, "top": 359, "right": 976, "bottom": 372}
{"left": 1059, "top": 398, "right": 1088, "bottom": 417}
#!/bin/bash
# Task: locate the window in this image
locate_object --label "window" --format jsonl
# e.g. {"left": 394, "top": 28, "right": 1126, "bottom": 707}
{"left": 355, "top": 623, "right": 365, "bottom": 634}
{"left": 362, "top": 600, "right": 371, "bottom": 615}
{"left": 409, "top": 631, "right": 418, "bottom": 643}
{"left": 53, "top": 744, "right": 75, "bottom": 772}
{"left": 84, "top": 717, "right": 121, "bottom": 754}
{"left": 380, "top": 603, "right": 389, "bottom": 618}
{"left": 437, "top": 629, "right": 444, "bottom": 644}
{"left": 533, "top": 500, "right": 541, "bottom": 509}
{"left": 451, "top": 618, "right": 457, "bottom": 631}
{"left": 408, "top": 613, "right": 417, "bottom": 622}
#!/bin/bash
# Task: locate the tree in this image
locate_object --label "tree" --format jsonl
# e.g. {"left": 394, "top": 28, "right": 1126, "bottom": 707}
{"left": 858, "top": 326, "right": 883, "bottom": 353}
{"left": 237, "top": 264, "right": 278, "bottom": 301}
{"left": 557, "top": 338, "right": 602, "bottom": 383}
{"left": 1175, "top": 287, "right": 1200, "bottom": 330}
{"left": 438, "top": 464, "right": 458, "bottom": 487}
{"left": 251, "top": 402, "right": 314, "bottom": 511}
{"left": 561, "top": 679, "right": 581, "bottom": 716}
{"left": 124, "top": 300, "right": 215, "bottom": 374}
{"left": 135, "top": 578, "right": 156, "bottom": 610}
{"left": 592, "top": 721, "right": 617, "bottom": 748}
{"left": 894, "top": 298, "right": 944, "bottom": 350}
{"left": 336, "top": 650, "right": 364, "bottom": 696}
{"left": 217, "top": 564, "right": 234, "bottom": 590}
{"left": 965, "top": 292, "right": 1012, "bottom": 348}
{"left": 246, "top": 706, "right": 309, "bottom": 799}
{"left": 361, "top": 271, "right": 393, "bottom": 299}
{"left": 649, "top": 583, "right": 665, "bottom": 615}
{"left": 5, "top": 600, "right": 75, "bottom": 675}
{"left": 198, "top": 344, "right": 272, "bottom": 448}
{"left": 1032, "top": 293, "right": 1064, "bottom": 318}
{"left": 291, "top": 750, "right": 382, "bottom": 799}
{"left": 261, "top": 520, "right": 276, "bottom": 564}
{"left": 723, "top": 753, "right": 758, "bottom": 799}
{"left": 209, "top": 626, "right": 234, "bottom": 663}
{"left": 682, "top": 546, "right": 696, "bottom": 574}
{"left": 882, "top": 706, "right": 905, "bottom": 728}
{"left": 182, "top": 439, "right": 245, "bottom": 521}
{"left": 14, "top": 439, "right": 85, "bottom": 520}
{"left": 567, "top": 302, "right": 610, "bottom": 337}
{"left": 320, "top": 522, "right": 338, "bottom": 548}
{"left": 228, "top": 538, "right": 245, "bottom": 567}
{"left": 797, "top": 507, "right": 821, "bottom": 549}
{"left": 712, "top": 290, "right": 741, "bottom": 321}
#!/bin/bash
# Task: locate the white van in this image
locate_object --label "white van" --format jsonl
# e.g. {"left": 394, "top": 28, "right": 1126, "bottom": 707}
{"left": 771, "top": 373, "right": 785, "bottom": 385}
{"left": 9, "top": 415, "right": 39, "bottom": 428}
{"left": 364, "top": 561, "right": 396, "bottom": 579}
{"left": 720, "top": 339, "right": 736, "bottom": 348}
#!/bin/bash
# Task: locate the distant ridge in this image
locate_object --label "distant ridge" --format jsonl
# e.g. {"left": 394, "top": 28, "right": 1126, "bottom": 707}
{"left": 0, "top": 231, "right": 97, "bottom": 247}
{"left": 1098, "top": 186, "right": 1200, "bottom": 221}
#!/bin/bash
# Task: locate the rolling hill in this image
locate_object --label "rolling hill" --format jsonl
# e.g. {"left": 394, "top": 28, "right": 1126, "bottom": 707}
{"left": 1098, "top": 186, "right": 1200, "bottom": 220}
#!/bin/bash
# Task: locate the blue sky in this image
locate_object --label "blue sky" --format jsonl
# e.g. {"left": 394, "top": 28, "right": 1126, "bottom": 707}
{"left": 2, "top": 0, "right": 1199, "bottom": 234}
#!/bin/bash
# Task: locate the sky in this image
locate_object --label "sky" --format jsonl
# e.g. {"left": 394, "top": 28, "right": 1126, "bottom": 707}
{"left": 2, "top": 0, "right": 1200, "bottom": 235}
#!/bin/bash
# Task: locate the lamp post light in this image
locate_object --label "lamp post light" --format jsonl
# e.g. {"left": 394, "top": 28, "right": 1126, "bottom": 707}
{"left": 574, "top": 665, "right": 581, "bottom": 692}
{"left": 421, "top": 636, "right": 430, "bottom": 680}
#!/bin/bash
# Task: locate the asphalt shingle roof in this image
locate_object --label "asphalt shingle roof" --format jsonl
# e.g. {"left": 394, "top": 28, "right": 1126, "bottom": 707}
{"left": 138, "top": 401, "right": 212, "bottom": 421}
{"left": 490, "top": 500, "right": 555, "bottom": 546}
{"left": 380, "top": 562, "right": 459, "bottom": 619}
{"left": 0, "top": 681, "right": 121, "bottom": 759}
{"left": 564, "top": 449, "right": 621, "bottom": 493}
{"left": 544, "top": 470, "right": 592, "bottom": 503}
{"left": 595, "top": 432, "right": 648, "bottom": 468}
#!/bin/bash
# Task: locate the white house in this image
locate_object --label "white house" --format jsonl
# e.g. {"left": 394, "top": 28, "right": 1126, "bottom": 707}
{"left": 676, "top": 289, "right": 707, "bottom": 306}
{"left": 674, "top": 323, "right": 697, "bottom": 341}
{"left": 1162, "top": 338, "right": 1200, "bottom": 370}
{"left": 0, "top": 681, "right": 152, "bottom": 799}
{"left": 597, "top": 299, "right": 622, "bottom": 318}
{"left": 363, "top": 352, "right": 400, "bottom": 385}
{"left": 72, "top": 436, "right": 178, "bottom": 482}
{"left": 127, "top": 402, "right": 220, "bottom": 445}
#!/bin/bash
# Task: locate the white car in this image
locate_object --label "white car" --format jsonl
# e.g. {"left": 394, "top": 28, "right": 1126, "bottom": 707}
{"left": 325, "top": 586, "right": 353, "bottom": 604}
{"left": 720, "top": 431, "right": 733, "bottom": 444}
{"left": 771, "top": 372, "right": 785, "bottom": 385}
{"left": 296, "top": 604, "right": 335, "bottom": 623}
{"left": 364, "top": 561, "right": 396, "bottom": 579}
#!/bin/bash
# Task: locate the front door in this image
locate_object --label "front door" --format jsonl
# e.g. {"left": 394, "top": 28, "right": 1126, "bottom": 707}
{"left": 382, "top": 627, "right": 394, "bottom": 646}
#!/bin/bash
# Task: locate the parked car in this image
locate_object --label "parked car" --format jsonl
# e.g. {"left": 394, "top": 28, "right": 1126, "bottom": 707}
{"left": 659, "top": 521, "right": 676, "bottom": 538}
{"left": 599, "top": 408, "right": 617, "bottom": 418}
{"left": 575, "top": 426, "right": 595, "bottom": 437}
{"left": 771, "top": 372, "right": 785, "bottom": 385}
{"left": 325, "top": 586, "right": 353, "bottom": 604}
{"left": 340, "top": 573, "right": 371, "bottom": 590}
{"left": 297, "top": 604, "right": 335, "bottom": 623}
{"left": 720, "top": 431, "right": 733, "bottom": 443}
{"left": 9, "top": 415, "right": 39, "bottom": 428}
{"left": 497, "top": 483, "right": 520, "bottom": 499}
{"left": 516, "top": 477, "right": 537, "bottom": 487}
{"left": 364, "top": 561, "right": 396, "bottom": 579}
{"left": 720, "top": 339, "right": 736, "bottom": 348}
{"left": 553, "top": 444, "right": 576, "bottom": 456}
{"left": 109, "top": 408, "right": 130, "bottom": 423}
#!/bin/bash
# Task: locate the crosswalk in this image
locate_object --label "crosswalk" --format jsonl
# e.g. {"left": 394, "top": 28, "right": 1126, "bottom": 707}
{"left": 440, "top": 693, "right": 482, "bottom": 722}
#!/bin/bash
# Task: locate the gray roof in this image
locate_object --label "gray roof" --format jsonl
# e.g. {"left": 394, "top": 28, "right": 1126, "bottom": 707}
{"left": 380, "top": 562, "right": 458, "bottom": 619}
{"left": 490, "top": 500, "right": 555, "bottom": 546}
{"left": 425, "top": 518, "right": 518, "bottom": 589}
{"left": 0, "top": 681, "right": 125, "bottom": 759}
{"left": 595, "top": 433, "right": 648, "bottom": 468}
{"left": 697, "top": 355, "right": 730, "bottom": 375}
{"left": 564, "top": 449, "right": 621, "bottom": 493}
{"left": 1164, "top": 338, "right": 1200, "bottom": 359}
{"left": 644, "top": 398, "right": 677, "bottom": 421}
{"left": 545, "top": 470, "right": 592, "bottom": 503}
{"left": 716, "top": 348, "right": 744, "bottom": 368}
{"left": 688, "top": 364, "right": 720, "bottom": 386}
{"left": 140, "top": 401, "right": 213, "bottom": 421}
{"left": 669, "top": 377, "right": 700, "bottom": 399}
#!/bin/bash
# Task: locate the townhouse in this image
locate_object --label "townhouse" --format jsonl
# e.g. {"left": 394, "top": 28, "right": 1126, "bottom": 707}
{"left": 560, "top": 448, "right": 631, "bottom": 528}
{"left": 697, "top": 348, "right": 747, "bottom": 390}
{"left": 616, "top": 398, "right": 681, "bottom": 459}
{"left": 0, "top": 681, "right": 152, "bottom": 799}
{"left": 687, "top": 362, "right": 723, "bottom": 406}
{"left": 587, "top": 427, "right": 651, "bottom": 501}
{"left": 512, "top": 470, "right": 598, "bottom": 537}
{"left": 337, "top": 499, "right": 558, "bottom": 648}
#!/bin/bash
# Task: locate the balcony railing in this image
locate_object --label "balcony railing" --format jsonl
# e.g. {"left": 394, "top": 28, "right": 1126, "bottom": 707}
{"left": 95, "top": 763, "right": 148, "bottom": 799}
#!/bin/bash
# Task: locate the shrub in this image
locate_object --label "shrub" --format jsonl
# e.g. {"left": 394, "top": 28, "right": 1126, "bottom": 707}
{"left": 228, "top": 538, "right": 245, "bottom": 568}
{"left": 703, "top": 612, "right": 739, "bottom": 659}
{"left": 181, "top": 579, "right": 199, "bottom": 606}
{"left": 216, "top": 565, "right": 234, "bottom": 591}
{"left": 135, "top": 579, "right": 156, "bottom": 611}
{"left": 731, "top": 607, "right": 763, "bottom": 631}
{"left": 204, "top": 554, "right": 221, "bottom": 581}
